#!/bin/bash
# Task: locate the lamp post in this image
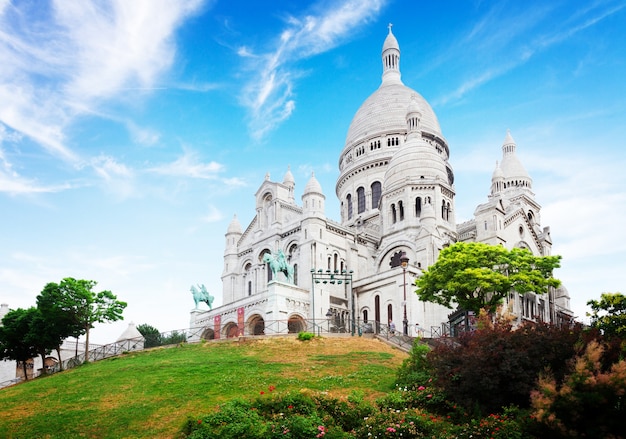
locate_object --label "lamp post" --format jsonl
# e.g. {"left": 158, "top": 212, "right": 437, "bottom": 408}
{"left": 400, "top": 253, "right": 409, "bottom": 336}
{"left": 310, "top": 269, "right": 354, "bottom": 335}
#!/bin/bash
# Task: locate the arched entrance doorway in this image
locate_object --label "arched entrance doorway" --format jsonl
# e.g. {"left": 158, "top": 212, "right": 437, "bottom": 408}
{"left": 248, "top": 315, "right": 265, "bottom": 335}
{"left": 287, "top": 315, "right": 306, "bottom": 333}
{"left": 224, "top": 322, "right": 240, "bottom": 338}
{"left": 201, "top": 328, "right": 215, "bottom": 340}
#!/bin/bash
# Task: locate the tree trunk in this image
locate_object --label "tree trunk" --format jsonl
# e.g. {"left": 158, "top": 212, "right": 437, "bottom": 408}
{"left": 56, "top": 346, "right": 64, "bottom": 371}
{"left": 84, "top": 326, "right": 90, "bottom": 362}
{"left": 22, "top": 361, "right": 29, "bottom": 381}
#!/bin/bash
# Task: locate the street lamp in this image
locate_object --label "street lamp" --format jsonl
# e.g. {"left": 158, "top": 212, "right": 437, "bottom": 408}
{"left": 400, "top": 252, "right": 409, "bottom": 336}
{"left": 311, "top": 269, "right": 354, "bottom": 335}
{"left": 326, "top": 308, "right": 333, "bottom": 332}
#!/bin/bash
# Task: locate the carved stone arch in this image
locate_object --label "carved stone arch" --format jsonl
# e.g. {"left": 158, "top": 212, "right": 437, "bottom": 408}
{"left": 287, "top": 314, "right": 306, "bottom": 333}
{"left": 247, "top": 314, "right": 265, "bottom": 336}
{"left": 201, "top": 327, "right": 215, "bottom": 340}
{"left": 516, "top": 241, "right": 531, "bottom": 250}
{"left": 223, "top": 321, "right": 240, "bottom": 338}
{"left": 375, "top": 242, "right": 414, "bottom": 272}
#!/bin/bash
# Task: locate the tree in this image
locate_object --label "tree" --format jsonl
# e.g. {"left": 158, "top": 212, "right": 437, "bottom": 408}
{"left": 53, "top": 278, "right": 127, "bottom": 361}
{"left": 416, "top": 242, "right": 561, "bottom": 314}
{"left": 137, "top": 323, "right": 162, "bottom": 348}
{"left": 36, "top": 282, "right": 84, "bottom": 368}
{"left": 587, "top": 292, "right": 626, "bottom": 338}
{"left": 0, "top": 308, "right": 39, "bottom": 380}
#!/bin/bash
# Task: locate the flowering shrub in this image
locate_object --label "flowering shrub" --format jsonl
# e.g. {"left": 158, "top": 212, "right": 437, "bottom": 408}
{"left": 353, "top": 408, "right": 448, "bottom": 438}
{"left": 530, "top": 340, "right": 626, "bottom": 438}
{"left": 447, "top": 413, "right": 523, "bottom": 439}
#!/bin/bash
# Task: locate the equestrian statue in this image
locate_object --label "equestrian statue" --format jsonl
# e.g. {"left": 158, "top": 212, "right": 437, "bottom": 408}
{"left": 190, "top": 284, "right": 214, "bottom": 309}
{"left": 262, "top": 249, "right": 294, "bottom": 283}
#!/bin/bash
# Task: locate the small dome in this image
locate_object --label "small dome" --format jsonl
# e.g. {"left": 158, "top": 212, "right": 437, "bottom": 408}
{"left": 500, "top": 130, "right": 531, "bottom": 181}
{"left": 384, "top": 133, "right": 447, "bottom": 191}
{"left": 227, "top": 214, "right": 242, "bottom": 235}
{"left": 492, "top": 161, "right": 504, "bottom": 180}
{"left": 283, "top": 166, "right": 295, "bottom": 186}
{"left": 303, "top": 172, "right": 323, "bottom": 196}
{"left": 382, "top": 26, "right": 399, "bottom": 52}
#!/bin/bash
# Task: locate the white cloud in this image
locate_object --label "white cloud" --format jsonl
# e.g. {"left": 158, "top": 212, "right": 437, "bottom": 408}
{"left": 0, "top": 0, "right": 205, "bottom": 167}
{"left": 147, "top": 150, "right": 223, "bottom": 179}
{"left": 239, "top": 0, "right": 387, "bottom": 140}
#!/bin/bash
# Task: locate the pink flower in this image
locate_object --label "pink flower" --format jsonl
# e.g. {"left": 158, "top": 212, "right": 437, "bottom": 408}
{"left": 288, "top": 405, "right": 294, "bottom": 409}
{"left": 387, "top": 427, "right": 396, "bottom": 432}
{"left": 269, "top": 385, "right": 276, "bottom": 392}
{"left": 260, "top": 391, "right": 265, "bottom": 395}
{"left": 426, "top": 394, "right": 432, "bottom": 398}
{"left": 418, "top": 386, "right": 426, "bottom": 391}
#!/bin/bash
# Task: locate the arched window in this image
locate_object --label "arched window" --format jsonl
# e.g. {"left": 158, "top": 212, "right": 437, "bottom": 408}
{"left": 327, "top": 256, "right": 331, "bottom": 270}
{"left": 415, "top": 197, "right": 422, "bottom": 217}
{"left": 334, "top": 254, "right": 338, "bottom": 272}
{"left": 387, "top": 304, "right": 393, "bottom": 323}
{"left": 442, "top": 201, "right": 446, "bottom": 219}
{"left": 371, "top": 181, "right": 382, "bottom": 209}
{"left": 357, "top": 187, "right": 366, "bottom": 214}
{"left": 363, "top": 310, "right": 368, "bottom": 323}
{"left": 399, "top": 200, "right": 404, "bottom": 221}
{"left": 293, "top": 264, "right": 298, "bottom": 286}
{"left": 391, "top": 204, "right": 397, "bottom": 223}
{"left": 347, "top": 194, "right": 353, "bottom": 219}
{"left": 446, "top": 202, "right": 451, "bottom": 221}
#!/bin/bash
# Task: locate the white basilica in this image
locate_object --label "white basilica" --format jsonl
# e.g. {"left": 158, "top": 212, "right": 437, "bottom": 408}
{"left": 189, "top": 27, "right": 572, "bottom": 340}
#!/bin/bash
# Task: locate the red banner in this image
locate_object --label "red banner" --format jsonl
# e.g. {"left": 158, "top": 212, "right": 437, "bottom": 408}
{"left": 237, "top": 307, "right": 245, "bottom": 336}
{"left": 214, "top": 315, "right": 221, "bottom": 340}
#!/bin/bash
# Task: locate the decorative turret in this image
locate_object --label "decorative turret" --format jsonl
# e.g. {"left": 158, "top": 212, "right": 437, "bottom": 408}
{"left": 283, "top": 166, "right": 295, "bottom": 203}
{"left": 225, "top": 214, "right": 242, "bottom": 253}
{"left": 382, "top": 24, "right": 401, "bottom": 85}
{"left": 500, "top": 130, "right": 532, "bottom": 193}
{"left": 490, "top": 161, "right": 505, "bottom": 196}
{"left": 302, "top": 172, "right": 325, "bottom": 218}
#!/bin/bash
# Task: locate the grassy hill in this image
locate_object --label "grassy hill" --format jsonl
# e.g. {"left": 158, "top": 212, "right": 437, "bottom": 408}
{"left": 0, "top": 336, "right": 406, "bottom": 439}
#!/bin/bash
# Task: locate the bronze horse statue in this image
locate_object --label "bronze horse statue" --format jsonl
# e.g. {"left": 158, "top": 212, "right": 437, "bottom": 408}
{"left": 190, "top": 284, "right": 214, "bottom": 309}
{"left": 262, "top": 250, "right": 294, "bottom": 283}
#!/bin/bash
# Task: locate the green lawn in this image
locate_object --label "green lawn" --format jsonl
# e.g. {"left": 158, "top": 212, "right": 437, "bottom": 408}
{"left": 0, "top": 336, "right": 406, "bottom": 438}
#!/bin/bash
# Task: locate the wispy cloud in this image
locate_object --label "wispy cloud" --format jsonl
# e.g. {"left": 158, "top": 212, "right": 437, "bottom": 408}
{"left": 0, "top": 0, "right": 205, "bottom": 171}
{"left": 435, "top": 1, "right": 625, "bottom": 105}
{"left": 147, "top": 150, "right": 223, "bottom": 179}
{"left": 238, "top": 0, "right": 387, "bottom": 140}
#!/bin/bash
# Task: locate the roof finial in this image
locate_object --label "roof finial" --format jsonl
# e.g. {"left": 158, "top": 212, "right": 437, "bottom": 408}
{"left": 388, "top": 23, "right": 393, "bottom": 33}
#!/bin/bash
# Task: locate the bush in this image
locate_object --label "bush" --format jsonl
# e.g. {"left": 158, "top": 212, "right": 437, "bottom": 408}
{"left": 396, "top": 341, "right": 433, "bottom": 388}
{"left": 427, "top": 319, "right": 586, "bottom": 415}
{"left": 530, "top": 340, "right": 626, "bottom": 438}
{"left": 297, "top": 331, "right": 315, "bottom": 341}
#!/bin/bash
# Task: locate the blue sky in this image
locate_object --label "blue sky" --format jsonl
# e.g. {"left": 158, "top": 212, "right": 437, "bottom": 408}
{"left": 1, "top": 0, "right": 625, "bottom": 344}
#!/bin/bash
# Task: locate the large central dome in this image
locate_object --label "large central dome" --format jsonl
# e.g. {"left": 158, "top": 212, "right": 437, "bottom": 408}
{"left": 344, "top": 84, "right": 442, "bottom": 149}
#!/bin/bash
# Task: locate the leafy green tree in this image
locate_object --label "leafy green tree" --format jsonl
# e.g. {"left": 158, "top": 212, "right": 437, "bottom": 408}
{"left": 53, "top": 278, "right": 127, "bottom": 361}
{"left": 0, "top": 308, "right": 39, "bottom": 380}
{"left": 416, "top": 242, "right": 561, "bottom": 314}
{"left": 137, "top": 323, "right": 162, "bottom": 348}
{"left": 36, "top": 282, "right": 84, "bottom": 368}
{"left": 587, "top": 292, "right": 626, "bottom": 338}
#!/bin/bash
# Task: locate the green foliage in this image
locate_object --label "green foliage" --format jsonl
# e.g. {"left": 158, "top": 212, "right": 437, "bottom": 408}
{"left": 136, "top": 323, "right": 162, "bottom": 348}
{"left": 49, "top": 278, "right": 127, "bottom": 359}
{"left": 531, "top": 340, "right": 626, "bottom": 438}
{"left": 416, "top": 242, "right": 561, "bottom": 314}
{"left": 427, "top": 320, "right": 585, "bottom": 416}
{"left": 297, "top": 331, "right": 315, "bottom": 341}
{"left": 587, "top": 292, "right": 626, "bottom": 338}
{"left": 0, "top": 307, "right": 39, "bottom": 379}
{"left": 396, "top": 341, "right": 432, "bottom": 388}
{"left": 162, "top": 330, "right": 187, "bottom": 345}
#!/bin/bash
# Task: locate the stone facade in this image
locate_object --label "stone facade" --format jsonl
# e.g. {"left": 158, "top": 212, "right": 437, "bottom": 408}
{"left": 189, "top": 27, "right": 572, "bottom": 341}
